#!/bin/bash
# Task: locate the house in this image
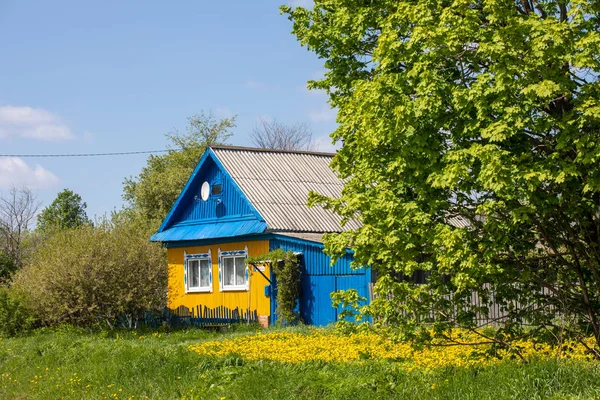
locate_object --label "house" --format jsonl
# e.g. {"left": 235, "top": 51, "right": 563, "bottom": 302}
{"left": 150, "top": 145, "right": 370, "bottom": 326}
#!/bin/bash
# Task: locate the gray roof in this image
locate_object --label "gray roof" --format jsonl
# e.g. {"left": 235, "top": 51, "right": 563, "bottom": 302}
{"left": 211, "top": 146, "right": 361, "bottom": 233}
{"left": 275, "top": 232, "right": 325, "bottom": 243}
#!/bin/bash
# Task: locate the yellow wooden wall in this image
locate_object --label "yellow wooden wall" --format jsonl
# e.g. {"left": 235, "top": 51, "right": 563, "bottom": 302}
{"left": 167, "top": 240, "right": 271, "bottom": 317}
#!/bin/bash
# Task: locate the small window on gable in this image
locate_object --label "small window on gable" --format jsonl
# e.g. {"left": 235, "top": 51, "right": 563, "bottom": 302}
{"left": 185, "top": 251, "right": 212, "bottom": 293}
{"left": 212, "top": 184, "right": 222, "bottom": 196}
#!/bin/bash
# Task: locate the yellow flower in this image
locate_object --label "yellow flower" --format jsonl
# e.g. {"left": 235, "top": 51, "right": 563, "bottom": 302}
{"left": 187, "top": 328, "right": 597, "bottom": 368}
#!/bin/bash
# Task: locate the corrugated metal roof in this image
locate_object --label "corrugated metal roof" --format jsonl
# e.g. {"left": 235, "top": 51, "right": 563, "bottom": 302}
{"left": 150, "top": 219, "right": 267, "bottom": 242}
{"left": 212, "top": 146, "right": 361, "bottom": 233}
{"left": 275, "top": 232, "right": 325, "bottom": 243}
{"left": 446, "top": 216, "right": 471, "bottom": 228}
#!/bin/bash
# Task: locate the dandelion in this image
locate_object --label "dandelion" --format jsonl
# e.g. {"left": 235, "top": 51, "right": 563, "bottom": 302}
{"left": 188, "top": 328, "right": 598, "bottom": 368}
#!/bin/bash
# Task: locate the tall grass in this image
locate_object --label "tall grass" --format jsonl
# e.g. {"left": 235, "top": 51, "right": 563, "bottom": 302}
{"left": 1, "top": 326, "right": 599, "bottom": 399}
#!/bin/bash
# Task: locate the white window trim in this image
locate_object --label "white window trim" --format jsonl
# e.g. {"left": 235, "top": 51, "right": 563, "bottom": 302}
{"left": 184, "top": 250, "right": 212, "bottom": 293}
{"left": 218, "top": 247, "right": 249, "bottom": 292}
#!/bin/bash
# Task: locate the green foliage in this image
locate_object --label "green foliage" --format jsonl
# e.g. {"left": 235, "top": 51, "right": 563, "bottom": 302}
{"left": 331, "top": 289, "right": 369, "bottom": 333}
{"left": 123, "top": 111, "right": 236, "bottom": 225}
{"left": 0, "top": 250, "right": 16, "bottom": 283}
{"left": 12, "top": 215, "right": 167, "bottom": 327}
{"left": 284, "top": 1, "right": 600, "bottom": 349}
{"left": 0, "top": 286, "right": 35, "bottom": 337}
{"left": 37, "top": 189, "right": 89, "bottom": 232}
{"left": 247, "top": 250, "right": 301, "bottom": 324}
{"left": 1, "top": 329, "right": 600, "bottom": 399}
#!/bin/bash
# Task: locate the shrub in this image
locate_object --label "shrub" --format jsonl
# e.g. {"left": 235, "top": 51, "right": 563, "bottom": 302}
{"left": 12, "top": 217, "right": 167, "bottom": 328}
{"left": 0, "top": 250, "right": 17, "bottom": 283}
{"left": 0, "top": 286, "right": 36, "bottom": 336}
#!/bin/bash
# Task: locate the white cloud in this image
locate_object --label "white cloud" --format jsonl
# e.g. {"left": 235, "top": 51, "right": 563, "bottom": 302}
{"left": 308, "top": 103, "right": 337, "bottom": 123}
{"left": 288, "top": 0, "right": 314, "bottom": 8}
{"left": 0, "top": 106, "right": 56, "bottom": 125}
{"left": 313, "top": 135, "right": 341, "bottom": 153}
{"left": 0, "top": 157, "right": 59, "bottom": 189}
{"left": 23, "top": 125, "right": 73, "bottom": 140}
{"left": 0, "top": 105, "right": 74, "bottom": 141}
{"left": 245, "top": 80, "right": 279, "bottom": 91}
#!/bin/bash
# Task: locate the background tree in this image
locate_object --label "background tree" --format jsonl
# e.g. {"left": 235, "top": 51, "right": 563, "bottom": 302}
{"left": 37, "top": 189, "right": 89, "bottom": 232}
{"left": 0, "top": 186, "right": 39, "bottom": 268}
{"left": 285, "top": 0, "right": 600, "bottom": 353}
{"left": 250, "top": 117, "right": 315, "bottom": 151}
{"left": 123, "top": 111, "right": 236, "bottom": 225}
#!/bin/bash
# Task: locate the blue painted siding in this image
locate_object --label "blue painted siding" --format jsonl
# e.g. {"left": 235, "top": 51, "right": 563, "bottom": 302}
{"left": 270, "top": 236, "right": 371, "bottom": 326}
{"left": 270, "top": 237, "right": 362, "bottom": 276}
{"left": 300, "top": 275, "right": 337, "bottom": 325}
{"left": 171, "top": 157, "right": 256, "bottom": 225}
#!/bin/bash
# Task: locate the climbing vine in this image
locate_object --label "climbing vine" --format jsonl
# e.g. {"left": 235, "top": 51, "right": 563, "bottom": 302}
{"left": 247, "top": 249, "right": 301, "bottom": 324}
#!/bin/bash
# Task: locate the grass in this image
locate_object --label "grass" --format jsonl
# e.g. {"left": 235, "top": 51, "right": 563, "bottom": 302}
{"left": 1, "top": 325, "right": 600, "bottom": 399}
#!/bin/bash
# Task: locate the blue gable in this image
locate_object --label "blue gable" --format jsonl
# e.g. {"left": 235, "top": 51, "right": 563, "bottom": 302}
{"left": 150, "top": 149, "right": 267, "bottom": 242}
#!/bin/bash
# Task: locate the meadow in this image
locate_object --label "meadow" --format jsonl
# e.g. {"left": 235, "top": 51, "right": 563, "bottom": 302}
{"left": 1, "top": 325, "right": 600, "bottom": 399}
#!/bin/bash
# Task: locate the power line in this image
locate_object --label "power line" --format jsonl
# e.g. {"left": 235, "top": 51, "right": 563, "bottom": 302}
{"left": 0, "top": 150, "right": 170, "bottom": 158}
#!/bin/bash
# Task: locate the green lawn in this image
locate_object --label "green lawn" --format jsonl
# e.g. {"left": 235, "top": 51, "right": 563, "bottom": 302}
{"left": 1, "top": 326, "right": 600, "bottom": 399}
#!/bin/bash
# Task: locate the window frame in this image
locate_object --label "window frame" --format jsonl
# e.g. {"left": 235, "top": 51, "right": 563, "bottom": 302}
{"left": 184, "top": 250, "right": 212, "bottom": 293}
{"left": 218, "top": 247, "right": 249, "bottom": 292}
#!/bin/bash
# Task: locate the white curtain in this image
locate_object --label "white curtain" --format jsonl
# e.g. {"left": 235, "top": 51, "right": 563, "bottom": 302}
{"left": 235, "top": 257, "right": 245, "bottom": 285}
{"left": 188, "top": 260, "right": 199, "bottom": 288}
{"left": 200, "top": 259, "right": 210, "bottom": 287}
{"left": 224, "top": 257, "right": 235, "bottom": 286}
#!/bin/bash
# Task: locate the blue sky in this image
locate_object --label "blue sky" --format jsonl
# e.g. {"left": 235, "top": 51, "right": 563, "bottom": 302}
{"left": 0, "top": 0, "right": 335, "bottom": 220}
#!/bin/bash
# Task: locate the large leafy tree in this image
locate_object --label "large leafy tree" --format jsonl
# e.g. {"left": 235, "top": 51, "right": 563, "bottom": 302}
{"left": 123, "top": 112, "right": 235, "bottom": 225}
{"left": 284, "top": 0, "right": 600, "bottom": 353}
{"left": 37, "top": 189, "right": 89, "bottom": 232}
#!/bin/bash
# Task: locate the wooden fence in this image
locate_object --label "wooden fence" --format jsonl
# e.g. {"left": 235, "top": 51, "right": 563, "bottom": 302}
{"left": 109, "top": 305, "right": 258, "bottom": 329}
{"left": 369, "top": 282, "right": 556, "bottom": 327}
{"left": 168, "top": 305, "right": 258, "bottom": 328}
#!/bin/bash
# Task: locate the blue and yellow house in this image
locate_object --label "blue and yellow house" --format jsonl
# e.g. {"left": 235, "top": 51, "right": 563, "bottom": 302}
{"left": 150, "top": 146, "right": 370, "bottom": 326}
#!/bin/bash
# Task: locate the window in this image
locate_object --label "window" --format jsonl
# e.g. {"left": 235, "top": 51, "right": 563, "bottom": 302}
{"left": 212, "top": 184, "right": 222, "bottom": 196}
{"left": 185, "top": 251, "right": 212, "bottom": 292}
{"left": 219, "top": 248, "right": 248, "bottom": 291}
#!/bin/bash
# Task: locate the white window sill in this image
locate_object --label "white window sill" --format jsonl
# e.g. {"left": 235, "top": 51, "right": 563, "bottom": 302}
{"left": 221, "top": 286, "right": 248, "bottom": 292}
{"left": 187, "top": 287, "right": 212, "bottom": 293}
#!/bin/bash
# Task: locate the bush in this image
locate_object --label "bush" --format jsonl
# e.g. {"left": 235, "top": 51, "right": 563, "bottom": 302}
{"left": 0, "top": 250, "right": 17, "bottom": 283}
{"left": 12, "top": 217, "right": 167, "bottom": 328}
{"left": 0, "top": 286, "right": 36, "bottom": 336}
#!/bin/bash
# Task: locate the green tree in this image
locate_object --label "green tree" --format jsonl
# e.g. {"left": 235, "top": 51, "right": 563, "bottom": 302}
{"left": 37, "top": 189, "right": 89, "bottom": 232}
{"left": 284, "top": 1, "right": 600, "bottom": 353}
{"left": 123, "top": 111, "right": 236, "bottom": 225}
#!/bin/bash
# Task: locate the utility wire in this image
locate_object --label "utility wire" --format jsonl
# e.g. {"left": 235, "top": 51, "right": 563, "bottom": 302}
{"left": 0, "top": 150, "right": 170, "bottom": 158}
